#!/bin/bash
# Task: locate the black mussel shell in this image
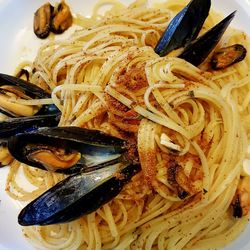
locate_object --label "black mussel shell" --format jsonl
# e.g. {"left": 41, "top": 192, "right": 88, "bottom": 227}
{"left": 0, "top": 113, "right": 60, "bottom": 140}
{"left": 36, "top": 104, "right": 60, "bottom": 116}
{"left": 35, "top": 127, "right": 125, "bottom": 147}
{"left": 18, "top": 162, "right": 140, "bottom": 225}
{"left": 0, "top": 73, "right": 50, "bottom": 99}
{"left": 155, "top": 0, "right": 211, "bottom": 56}
{"left": 178, "top": 11, "right": 236, "bottom": 66}
{"left": 211, "top": 44, "right": 247, "bottom": 70}
{"left": 0, "top": 73, "right": 60, "bottom": 117}
{"left": 8, "top": 127, "right": 127, "bottom": 174}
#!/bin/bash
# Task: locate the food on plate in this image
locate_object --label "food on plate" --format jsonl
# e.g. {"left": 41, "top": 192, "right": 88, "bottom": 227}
{"left": 51, "top": 0, "right": 73, "bottom": 34}
{"left": 232, "top": 176, "right": 250, "bottom": 217}
{"left": 33, "top": 1, "right": 73, "bottom": 39}
{"left": 0, "top": 73, "right": 58, "bottom": 117}
{"left": 154, "top": 0, "right": 211, "bottom": 56}
{"left": 178, "top": 11, "right": 236, "bottom": 66}
{"left": 211, "top": 44, "right": 247, "bottom": 70}
{"left": 34, "top": 3, "right": 54, "bottom": 39}
{"left": 2, "top": 0, "right": 250, "bottom": 249}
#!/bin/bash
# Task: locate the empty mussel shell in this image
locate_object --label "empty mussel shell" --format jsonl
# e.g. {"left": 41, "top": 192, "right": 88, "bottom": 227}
{"left": 18, "top": 162, "right": 140, "bottom": 225}
{"left": 178, "top": 11, "right": 236, "bottom": 66}
{"left": 211, "top": 44, "right": 247, "bottom": 70}
{"left": 155, "top": 0, "right": 211, "bottom": 56}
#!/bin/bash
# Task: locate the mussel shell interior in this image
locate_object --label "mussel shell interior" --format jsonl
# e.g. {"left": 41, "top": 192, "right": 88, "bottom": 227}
{"left": 8, "top": 127, "right": 126, "bottom": 174}
{"left": 211, "top": 44, "right": 247, "bottom": 70}
{"left": 26, "top": 145, "right": 81, "bottom": 172}
{"left": 0, "top": 73, "right": 50, "bottom": 99}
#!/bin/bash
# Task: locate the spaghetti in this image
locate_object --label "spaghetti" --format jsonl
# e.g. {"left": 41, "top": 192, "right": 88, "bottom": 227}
{"left": 5, "top": 0, "right": 250, "bottom": 249}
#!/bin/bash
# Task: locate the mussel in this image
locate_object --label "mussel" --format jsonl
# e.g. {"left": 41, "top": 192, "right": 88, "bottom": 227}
{"left": 211, "top": 44, "right": 247, "bottom": 70}
{"left": 155, "top": 0, "right": 211, "bottom": 56}
{"left": 33, "top": 3, "right": 54, "bottom": 39}
{"left": 8, "top": 126, "right": 134, "bottom": 174}
{"left": 7, "top": 127, "right": 140, "bottom": 225}
{"left": 0, "top": 73, "right": 59, "bottom": 117}
{"left": 19, "top": 162, "right": 140, "bottom": 225}
{"left": 154, "top": 0, "right": 242, "bottom": 68}
{"left": 51, "top": 1, "right": 73, "bottom": 34}
{"left": 0, "top": 113, "right": 60, "bottom": 140}
{"left": 0, "top": 73, "right": 60, "bottom": 166}
{"left": 33, "top": 1, "right": 73, "bottom": 39}
{"left": 0, "top": 73, "right": 60, "bottom": 143}
{"left": 178, "top": 11, "right": 236, "bottom": 66}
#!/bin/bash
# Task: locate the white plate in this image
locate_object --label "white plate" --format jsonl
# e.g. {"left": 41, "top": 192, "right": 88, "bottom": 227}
{"left": 0, "top": 0, "right": 250, "bottom": 249}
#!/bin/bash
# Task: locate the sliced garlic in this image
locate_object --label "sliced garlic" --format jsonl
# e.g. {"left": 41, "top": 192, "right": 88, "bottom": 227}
{"left": 242, "top": 159, "right": 250, "bottom": 177}
{"left": 160, "top": 133, "right": 181, "bottom": 152}
{"left": 241, "top": 145, "right": 250, "bottom": 176}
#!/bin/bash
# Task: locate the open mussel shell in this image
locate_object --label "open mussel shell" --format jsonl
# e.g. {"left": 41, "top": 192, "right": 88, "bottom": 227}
{"left": 211, "top": 44, "right": 247, "bottom": 70}
{"left": 154, "top": 0, "right": 211, "bottom": 56}
{"left": 0, "top": 73, "right": 60, "bottom": 117}
{"left": 8, "top": 127, "right": 127, "bottom": 174}
{"left": 0, "top": 73, "right": 50, "bottom": 99}
{"left": 18, "top": 162, "right": 140, "bottom": 225}
{"left": 0, "top": 113, "right": 60, "bottom": 140}
{"left": 178, "top": 11, "right": 236, "bottom": 66}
